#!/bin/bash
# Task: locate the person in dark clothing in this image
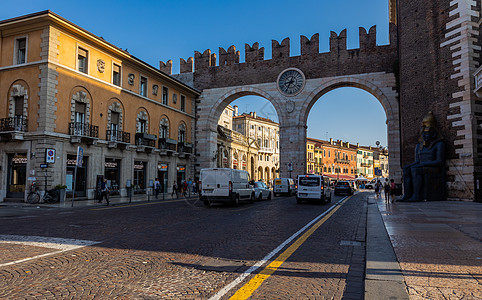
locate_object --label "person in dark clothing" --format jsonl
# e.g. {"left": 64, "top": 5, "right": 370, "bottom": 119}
{"left": 384, "top": 179, "right": 390, "bottom": 203}
{"left": 98, "top": 179, "right": 110, "bottom": 206}
{"left": 172, "top": 181, "right": 178, "bottom": 198}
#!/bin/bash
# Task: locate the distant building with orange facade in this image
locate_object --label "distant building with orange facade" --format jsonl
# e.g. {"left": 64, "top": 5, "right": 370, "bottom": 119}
{"left": 306, "top": 138, "right": 357, "bottom": 181}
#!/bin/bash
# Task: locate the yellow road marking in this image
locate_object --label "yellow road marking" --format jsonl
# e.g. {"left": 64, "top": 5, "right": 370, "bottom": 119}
{"left": 229, "top": 197, "right": 350, "bottom": 299}
{"left": 90, "top": 198, "right": 188, "bottom": 210}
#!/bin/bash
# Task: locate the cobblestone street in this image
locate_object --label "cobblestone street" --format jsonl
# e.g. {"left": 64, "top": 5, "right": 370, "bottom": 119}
{"left": 0, "top": 193, "right": 366, "bottom": 299}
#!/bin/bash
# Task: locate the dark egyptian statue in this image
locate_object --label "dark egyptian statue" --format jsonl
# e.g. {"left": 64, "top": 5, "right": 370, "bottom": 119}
{"left": 399, "top": 111, "right": 446, "bottom": 202}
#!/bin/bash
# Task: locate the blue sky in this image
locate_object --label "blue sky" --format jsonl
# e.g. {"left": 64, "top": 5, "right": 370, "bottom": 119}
{"left": 0, "top": 0, "right": 390, "bottom": 147}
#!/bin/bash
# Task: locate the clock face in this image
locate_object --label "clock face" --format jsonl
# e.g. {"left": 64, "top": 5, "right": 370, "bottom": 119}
{"left": 277, "top": 68, "right": 305, "bottom": 96}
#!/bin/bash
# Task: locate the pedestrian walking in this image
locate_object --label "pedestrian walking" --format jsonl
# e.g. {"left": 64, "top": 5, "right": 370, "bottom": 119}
{"left": 390, "top": 179, "right": 396, "bottom": 203}
{"left": 187, "top": 178, "right": 192, "bottom": 196}
{"left": 183, "top": 180, "right": 188, "bottom": 197}
{"left": 154, "top": 178, "right": 160, "bottom": 199}
{"left": 98, "top": 179, "right": 110, "bottom": 206}
{"left": 384, "top": 179, "right": 390, "bottom": 203}
{"left": 375, "top": 180, "right": 382, "bottom": 198}
{"left": 172, "top": 180, "right": 178, "bottom": 198}
{"left": 192, "top": 181, "right": 197, "bottom": 193}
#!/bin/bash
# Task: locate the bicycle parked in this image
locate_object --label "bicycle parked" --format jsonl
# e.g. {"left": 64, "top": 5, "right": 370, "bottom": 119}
{"left": 26, "top": 182, "right": 59, "bottom": 204}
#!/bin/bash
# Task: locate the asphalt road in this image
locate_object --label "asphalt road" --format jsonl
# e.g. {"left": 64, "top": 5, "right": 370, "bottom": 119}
{"left": 0, "top": 192, "right": 368, "bottom": 299}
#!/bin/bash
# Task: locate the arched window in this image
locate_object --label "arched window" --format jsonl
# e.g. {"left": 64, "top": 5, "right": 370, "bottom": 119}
{"left": 70, "top": 90, "right": 91, "bottom": 135}
{"left": 178, "top": 123, "right": 186, "bottom": 142}
{"left": 159, "top": 117, "right": 169, "bottom": 139}
{"left": 136, "top": 111, "right": 148, "bottom": 133}
{"left": 8, "top": 83, "right": 28, "bottom": 131}
{"left": 107, "top": 101, "right": 123, "bottom": 141}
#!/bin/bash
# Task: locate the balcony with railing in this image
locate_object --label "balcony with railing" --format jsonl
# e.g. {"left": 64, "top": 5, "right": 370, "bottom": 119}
{"left": 106, "top": 130, "right": 130, "bottom": 149}
{"left": 217, "top": 125, "right": 248, "bottom": 146}
{"left": 158, "top": 138, "right": 177, "bottom": 155}
{"left": 69, "top": 122, "right": 99, "bottom": 144}
{"left": 178, "top": 142, "right": 193, "bottom": 158}
{"left": 135, "top": 132, "right": 157, "bottom": 152}
{"left": 335, "top": 158, "right": 350, "bottom": 164}
{"left": 0, "top": 116, "right": 27, "bottom": 140}
{"left": 259, "top": 147, "right": 275, "bottom": 154}
{"left": 360, "top": 162, "right": 373, "bottom": 167}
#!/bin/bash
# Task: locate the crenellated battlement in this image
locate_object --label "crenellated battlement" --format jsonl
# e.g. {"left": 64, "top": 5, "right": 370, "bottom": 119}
{"left": 161, "top": 24, "right": 398, "bottom": 91}
{"left": 160, "top": 24, "right": 397, "bottom": 76}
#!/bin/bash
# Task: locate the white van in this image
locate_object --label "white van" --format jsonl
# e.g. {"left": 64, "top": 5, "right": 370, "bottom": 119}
{"left": 200, "top": 168, "right": 254, "bottom": 206}
{"left": 273, "top": 178, "right": 296, "bottom": 196}
{"left": 296, "top": 174, "right": 332, "bottom": 204}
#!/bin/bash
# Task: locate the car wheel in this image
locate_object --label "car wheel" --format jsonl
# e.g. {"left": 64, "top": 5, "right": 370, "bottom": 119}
{"left": 232, "top": 194, "right": 239, "bottom": 206}
{"left": 267, "top": 192, "right": 272, "bottom": 200}
{"left": 250, "top": 193, "right": 255, "bottom": 203}
{"left": 257, "top": 193, "right": 262, "bottom": 201}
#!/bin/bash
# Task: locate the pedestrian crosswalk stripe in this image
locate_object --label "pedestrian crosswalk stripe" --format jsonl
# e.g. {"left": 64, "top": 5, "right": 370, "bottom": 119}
{"left": 0, "top": 235, "right": 99, "bottom": 267}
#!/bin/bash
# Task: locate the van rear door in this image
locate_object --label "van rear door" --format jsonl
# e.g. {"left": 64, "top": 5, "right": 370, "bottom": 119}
{"left": 201, "top": 169, "right": 231, "bottom": 197}
{"left": 298, "top": 175, "right": 322, "bottom": 199}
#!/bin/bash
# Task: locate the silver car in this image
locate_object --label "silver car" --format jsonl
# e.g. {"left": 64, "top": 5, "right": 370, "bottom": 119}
{"left": 254, "top": 181, "right": 272, "bottom": 201}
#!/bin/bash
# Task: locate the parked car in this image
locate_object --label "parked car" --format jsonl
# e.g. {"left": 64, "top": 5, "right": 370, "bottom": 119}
{"left": 254, "top": 181, "right": 272, "bottom": 201}
{"left": 334, "top": 181, "right": 354, "bottom": 196}
{"left": 296, "top": 174, "right": 332, "bottom": 204}
{"left": 273, "top": 178, "right": 296, "bottom": 196}
{"left": 200, "top": 168, "right": 254, "bottom": 206}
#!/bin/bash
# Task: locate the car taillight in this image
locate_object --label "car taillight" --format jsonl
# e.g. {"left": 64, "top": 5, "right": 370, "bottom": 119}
{"left": 321, "top": 186, "right": 324, "bottom": 190}
{"left": 229, "top": 181, "right": 233, "bottom": 193}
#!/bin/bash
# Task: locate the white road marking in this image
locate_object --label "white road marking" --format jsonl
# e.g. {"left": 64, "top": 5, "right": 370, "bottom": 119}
{"left": 0, "top": 235, "right": 100, "bottom": 267}
{"left": 209, "top": 197, "right": 348, "bottom": 300}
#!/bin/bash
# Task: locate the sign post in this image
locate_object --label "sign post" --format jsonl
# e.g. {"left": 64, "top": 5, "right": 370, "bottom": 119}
{"left": 288, "top": 163, "right": 293, "bottom": 179}
{"left": 72, "top": 146, "right": 83, "bottom": 207}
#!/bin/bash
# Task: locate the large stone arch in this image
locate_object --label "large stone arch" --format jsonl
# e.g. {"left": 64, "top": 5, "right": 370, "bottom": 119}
{"left": 196, "top": 72, "right": 401, "bottom": 183}
{"left": 197, "top": 86, "right": 283, "bottom": 171}
{"left": 292, "top": 75, "right": 401, "bottom": 181}
{"left": 206, "top": 87, "right": 282, "bottom": 131}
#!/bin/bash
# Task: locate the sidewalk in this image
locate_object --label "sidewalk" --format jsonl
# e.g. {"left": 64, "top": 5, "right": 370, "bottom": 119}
{"left": 366, "top": 195, "right": 482, "bottom": 299}
{"left": 0, "top": 192, "right": 200, "bottom": 209}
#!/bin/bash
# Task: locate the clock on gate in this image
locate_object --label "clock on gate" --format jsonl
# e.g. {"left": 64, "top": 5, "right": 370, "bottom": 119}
{"left": 277, "top": 68, "right": 305, "bottom": 96}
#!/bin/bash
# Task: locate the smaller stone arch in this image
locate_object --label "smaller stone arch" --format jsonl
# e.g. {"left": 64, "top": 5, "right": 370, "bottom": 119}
{"left": 178, "top": 122, "right": 187, "bottom": 142}
{"left": 258, "top": 166, "right": 263, "bottom": 181}
{"left": 70, "top": 88, "right": 92, "bottom": 124}
{"left": 159, "top": 115, "right": 170, "bottom": 139}
{"left": 107, "top": 99, "right": 124, "bottom": 131}
{"left": 136, "top": 109, "right": 149, "bottom": 133}
{"left": 8, "top": 82, "right": 29, "bottom": 119}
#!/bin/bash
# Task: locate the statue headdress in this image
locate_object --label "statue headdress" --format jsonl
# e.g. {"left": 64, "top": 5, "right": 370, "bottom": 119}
{"left": 419, "top": 111, "right": 443, "bottom": 149}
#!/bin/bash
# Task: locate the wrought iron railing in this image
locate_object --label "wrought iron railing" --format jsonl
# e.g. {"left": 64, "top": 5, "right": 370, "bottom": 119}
{"left": 135, "top": 132, "right": 157, "bottom": 147}
{"left": 158, "top": 138, "right": 177, "bottom": 151}
{"left": 0, "top": 116, "right": 27, "bottom": 132}
{"left": 335, "top": 158, "right": 350, "bottom": 164}
{"left": 106, "top": 130, "right": 130, "bottom": 143}
{"left": 69, "top": 122, "right": 99, "bottom": 138}
{"left": 178, "top": 142, "right": 193, "bottom": 153}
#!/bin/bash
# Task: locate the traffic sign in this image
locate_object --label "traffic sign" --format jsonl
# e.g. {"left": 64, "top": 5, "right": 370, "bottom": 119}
{"left": 45, "top": 148, "right": 55, "bottom": 163}
{"left": 76, "top": 146, "right": 84, "bottom": 167}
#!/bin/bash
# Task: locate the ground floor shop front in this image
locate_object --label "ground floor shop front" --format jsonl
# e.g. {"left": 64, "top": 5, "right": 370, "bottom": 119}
{"left": 0, "top": 136, "right": 193, "bottom": 201}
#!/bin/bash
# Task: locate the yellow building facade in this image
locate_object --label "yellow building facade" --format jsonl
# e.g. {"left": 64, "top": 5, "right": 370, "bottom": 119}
{"left": 0, "top": 11, "right": 200, "bottom": 201}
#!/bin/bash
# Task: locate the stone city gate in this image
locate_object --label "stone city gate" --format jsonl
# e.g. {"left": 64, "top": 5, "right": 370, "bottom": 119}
{"left": 164, "top": 25, "right": 402, "bottom": 181}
